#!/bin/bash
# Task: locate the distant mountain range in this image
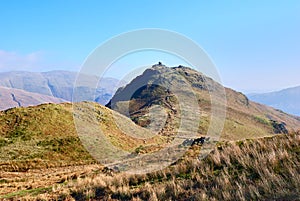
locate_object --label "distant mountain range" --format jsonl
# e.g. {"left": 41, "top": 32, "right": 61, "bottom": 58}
{"left": 0, "top": 71, "right": 122, "bottom": 110}
{"left": 248, "top": 86, "right": 300, "bottom": 116}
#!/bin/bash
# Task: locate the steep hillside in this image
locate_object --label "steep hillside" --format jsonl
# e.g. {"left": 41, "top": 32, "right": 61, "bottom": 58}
{"left": 0, "top": 86, "right": 65, "bottom": 111}
{"left": 0, "top": 71, "right": 121, "bottom": 105}
{"left": 249, "top": 86, "right": 300, "bottom": 116}
{"left": 107, "top": 64, "right": 300, "bottom": 141}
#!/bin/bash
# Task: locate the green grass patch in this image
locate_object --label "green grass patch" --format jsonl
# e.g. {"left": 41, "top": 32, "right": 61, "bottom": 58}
{"left": 253, "top": 115, "right": 270, "bottom": 125}
{"left": 0, "top": 179, "right": 8, "bottom": 184}
{"left": 1, "top": 187, "right": 52, "bottom": 199}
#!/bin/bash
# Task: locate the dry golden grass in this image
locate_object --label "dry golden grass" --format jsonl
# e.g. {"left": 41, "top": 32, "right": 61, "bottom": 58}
{"left": 0, "top": 164, "right": 103, "bottom": 196}
{"left": 4, "top": 132, "right": 298, "bottom": 200}
{"left": 0, "top": 84, "right": 300, "bottom": 200}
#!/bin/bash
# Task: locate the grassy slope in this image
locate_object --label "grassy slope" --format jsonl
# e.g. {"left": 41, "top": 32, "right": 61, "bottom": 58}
{"left": 205, "top": 87, "right": 300, "bottom": 140}
{"left": 0, "top": 103, "right": 93, "bottom": 171}
{"left": 1, "top": 65, "right": 300, "bottom": 199}
{"left": 0, "top": 102, "right": 298, "bottom": 200}
{"left": 6, "top": 132, "right": 299, "bottom": 200}
{"left": 0, "top": 102, "right": 162, "bottom": 172}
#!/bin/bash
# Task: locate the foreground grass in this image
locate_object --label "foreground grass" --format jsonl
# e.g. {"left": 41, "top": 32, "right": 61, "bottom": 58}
{"left": 12, "top": 132, "right": 299, "bottom": 201}
{"left": 1, "top": 187, "right": 52, "bottom": 199}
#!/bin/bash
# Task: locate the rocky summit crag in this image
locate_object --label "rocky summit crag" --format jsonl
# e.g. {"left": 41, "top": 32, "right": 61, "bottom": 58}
{"left": 108, "top": 64, "right": 300, "bottom": 141}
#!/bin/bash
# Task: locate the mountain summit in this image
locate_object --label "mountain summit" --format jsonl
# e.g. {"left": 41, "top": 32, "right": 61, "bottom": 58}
{"left": 107, "top": 64, "right": 300, "bottom": 140}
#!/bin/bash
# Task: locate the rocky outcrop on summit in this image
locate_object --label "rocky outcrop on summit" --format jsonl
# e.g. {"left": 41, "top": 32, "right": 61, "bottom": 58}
{"left": 107, "top": 64, "right": 300, "bottom": 140}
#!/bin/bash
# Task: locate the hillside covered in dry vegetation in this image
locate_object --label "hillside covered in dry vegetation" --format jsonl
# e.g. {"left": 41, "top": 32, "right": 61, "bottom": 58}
{"left": 0, "top": 65, "right": 300, "bottom": 200}
{"left": 1, "top": 132, "right": 299, "bottom": 200}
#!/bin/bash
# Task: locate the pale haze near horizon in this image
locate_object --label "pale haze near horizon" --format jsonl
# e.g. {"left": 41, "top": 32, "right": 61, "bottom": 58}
{"left": 0, "top": 1, "right": 299, "bottom": 94}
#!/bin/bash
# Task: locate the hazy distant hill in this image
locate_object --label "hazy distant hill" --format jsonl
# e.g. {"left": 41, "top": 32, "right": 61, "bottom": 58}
{"left": 108, "top": 64, "right": 300, "bottom": 140}
{"left": 0, "top": 86, "right": 65, "bottom": 110}
{"left": 0, "top": 71, "right": 120, "bottom": 105}
{"left": 248, "top": 86, "right": 300, "bottom": 116}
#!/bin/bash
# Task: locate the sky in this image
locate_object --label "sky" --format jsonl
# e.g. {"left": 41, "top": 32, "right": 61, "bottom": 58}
{"left": 0, "top": 1, "right": 299, "bottom": 93}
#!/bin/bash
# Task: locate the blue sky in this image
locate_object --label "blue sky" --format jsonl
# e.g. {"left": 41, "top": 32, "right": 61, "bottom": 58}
{"left": 0, "top": 1, "right": 299, "bottom": 93}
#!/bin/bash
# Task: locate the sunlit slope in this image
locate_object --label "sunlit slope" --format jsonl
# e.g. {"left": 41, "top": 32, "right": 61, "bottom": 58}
{"left": 0, "top": 102, "right": 161, "bottom": 171}
{"left": 5, "top": 132, "right": 299, "bottom": 200}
